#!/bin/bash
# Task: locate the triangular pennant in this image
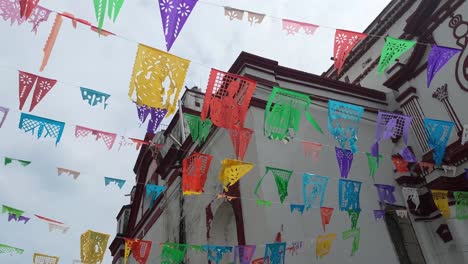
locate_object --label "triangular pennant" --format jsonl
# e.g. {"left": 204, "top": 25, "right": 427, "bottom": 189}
{"left": 316, "top": 233, "right": 336, "bottom": 259}
{"left": 80, "top": 230, "right": 110, "bottom": 264}
{"left": 108, "top": 0, "right": 124, "bottom": 22}
{"left": 158, "top": 0, "right": 198, "bottom": 51}
{"left": 161, "top": 243, "right": 187, "bottom": 264}
{"left": 218, "top": 159, "right": 254, "bottom": 191}
{"left": 399, "top": 147, "right": 417, "bottom": 162}
{"left": 267, "top": 167, "right": 293, "bottom": 203}
{"left": 432, "top": 189, "right": 450, "bottom": 218}
{"left": 373, "top": 210, "right": 385, "bottom": 220}
{"left": 93, "top": 0, "right": 107, "bottom": 31}
{"left": 19, "top": 113, "right": 65, "bottom": 145}
{"left": 145, "top": 184, "right": 166, "bottom": 208}
{"left": 20, "top": 0, "right": 40, "bottom": 19}
{"left": 427, "top": 45, "right": 461, "bottom": 87}
{"left": 80, "top": 87, "right": 111, "bottom": 109}
{"left": 290, "top": 204, "right": 305, "bottom": 214}
{"left": 342, "top": 228, "right": 360, "bottom": 256}
{"left": 424, "top": 118, "right": 454, "bottom": 166}
{"left": 104, "top": 177, "right": 126, "bottom": 189}
{"left": 347, "top": 209, "right": 360, "bottom": 229}
{"left": 374, "top": 184, "right": 396, "bottom": 204}
{"left": 320, "top": 207, "right": 333, "bottom": 232}
{"left": 29, "top": 75, "right": 57, "bottom": 111}
{"left": 333, "top": 29, "right": 367, "bottom": 73}
{"left": 228, "top": 127, "right": 253, "bottom": 160}
{"left": 224, "top": 6, "right": 244, "bottom": 21}
{"left": 18, "top": 71, "right": 38, "bottom": 110}
{"left": 132, "top": 240, "right": 152, "bottom": 264}
{"left": 247, "top": 11, "right": 265, "bottom": 25}
{"left": 124, "top": 239, "right": 134, "bottom": 264}
{"left": 233, "top": 245, "right": 256, "bottom": 264}
{"left": 366, "top": 152, "right": 382, "bottom": 181}
{"left": 303, "top": 173, "right": 329, "bottom": 209}
{"left": 335, "top": 147, "right": 353, "bottom": 178}
{"left": 0, "top": 244, "right": 24, "bottom": 255}
{"left": 263, "top": 242, "right": 286, "bottom": 264}
{"left": 184, "top": 113, "right": 212, "bottom": 145}
{"left": 203, "top": 245, "right": 233, "bottom": 264}
{"left": 182, "top": 152, "right": 213, "bottom": 195}
{"left": 377, "top": 37, "right": 416, "bottom": 74}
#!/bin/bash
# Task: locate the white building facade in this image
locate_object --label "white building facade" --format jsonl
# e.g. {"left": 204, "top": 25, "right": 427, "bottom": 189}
{"left": 109, "top": 0, "right": 468, "bottom": 263}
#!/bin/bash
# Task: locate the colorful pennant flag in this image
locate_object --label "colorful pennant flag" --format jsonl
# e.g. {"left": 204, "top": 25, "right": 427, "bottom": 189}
{"left": 145, "top": 184, "right": 166, "bottom": 208}
{"left": 57, "top": 167, "right": 80, "bottom": 180}
{"left": 432, "top": 189, "right": 450, "bottom": 218}
{"left": 2, "top": 205, "right": 24, "bottom": 218}
{"left": 93, "top": 0, "right": 125, "bottom": 32}
{"left": 223, "top": 7, "right": 265, "bottom": 25}
{"left": 228, "top": 127, "right": 253, "bottom": 160}
{"left": 184, "top": 113, "right": 212, "bottom": 145}
{"left": 373, "top": 111, "right": 412, "bottom": 156}
{"left": 374, "top": 184, "right": 396, "bottom": 204}
{"left": 454, "top": 191, "right": 468, "bottom": 220}
{"left": 255, "top": 166, "right": 293, "bottom": 203}
{"left": 342, "top": 228, "right": 360, "bottom": 256}
{"left": 290, "top": 204, "right": 305, "bottom": 214}
{"left": 335, "top": 147, "right": 353, "bottom": 178}
{"left": 316, "top": 233, "right": 336, "bottom": 259}
{"left": 158, "top": 0, "right": 198, "bottom": 50}
{"left": 320, "top": 207, "right": 334, "bottom": 232}
{"left": 124, "top": 239, "right": 152, "bottom": 264}
{"left": 301, "top": 141, "right": 322, "bottom": 161}
{"left": 201, "top": 69, "right": 256, "bottom": 129}
{"left": 7, "top": 214, "right": 30, "bottom": 224}
{"left": 373, "top": 210, "right": 385, "bottom": 221}
{"left": 19, "top": 0, "right": 40, "bottom": 18}
{"left": 33, "top": 253, "right": 59, "bottom": 264}
{"left": 161, "top": 243, "right": 188, "bottom": 264}
{"left": 48, "top": 223, "right": 70, "bottom": 233}
{"left": 377, "top": 37, "right": 416, "bottom": 74}
{"left": 129, "top": 44, "right": 190, "bottom": 116}
{"left": 392, "top": 157, "right": 409, "bottom": 173}
{"left": 104, "top": 177, "right": 126, "bottom": 189}
{"left": 423, "top": 118, "right": 454, "bottom": 166}
{"left": 396, "top": 209, "right": 408, "bottom": 218}
{"left": 0, "top": 0, "right": 51, "bottom": 33}
{"left": 427, "top": 45, "right": 462, "bottom": 87}
{"left": 256, "top": 199, "right": 272, "bottom": 207}
{"left": 0, "top": 244, "right": 24, "bottom": 255}
{"left": 34, "top": 214, "right": 64, "bottom": 225}
{"left": 347, "top": 209, "right": 360, "bottom": 229}
{"left": 0, "top": 106, "right": 9, "bottom": 128}
{"left": 233, "top": 245, "right": 256, "bottom": 264}
{"left": 338, "top": 179, "right": 362, "bottom": 211}
{"left": 282, "top": 19, "right": 319, "bottom": 35}
{"left": 366, "top": 152, "right": 382, "bottom": 181}
{"left": 19, "top": 113, "right": 65, "bottom": 145}
{"left": 18, "top": 71, "right": 57, "bottom": 112}
{"left": 75, "top": 125, "right": 117, "bottom": 150}
{"left": 182, "top": 152, "right": 213, "bottom": 195}
{"left": 218, "top": 159, "right": 254, "bottom": 192}
{"left": 80, "top": 230, "right": 110, "bottom": 264}
{"left": 202, "top": 245, "right": 233, "bottom": 264}
{"left": 80, "top": 87, "right": 111, "bottom": 109}
{"left": 333, "top": 29, "right": 367, "bottom": 73}
{"left": 399, "top": 147, "right": 417, "bottom": 162}
{"left": 303, "top": 173, "right": 329, "bottom": 209}
{"left": 265, "top": 87, "right": 322, "bottom": 142}
{"left": 264, "top": 242, "right": 286, "bottom": 264}
{"left": 4, "top": 157, "right": 31, "bottom": 166}
{"left": 328, "top": 100, "right": 363, "bottom": 153}
{"left": 136, "top": 105, "right": 167, "bottom": 134}
{"left": 402, "top": 187, "right": 420, "bottom": 210}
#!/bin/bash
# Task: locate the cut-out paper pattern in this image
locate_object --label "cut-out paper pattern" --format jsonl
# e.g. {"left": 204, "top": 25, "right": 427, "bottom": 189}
{"left": 377, "top": 37, "right": 416, "bottom": 73}
{"left": 104, "top": 177, "right": 126, "bottom": 189}
{"left": 320, "top": 207, "right": 333, "bottom": 232}
{"left": 229, "top": 127, "right": 253, "bottom": 160}
{"left": 454, "top": 192, "right": 468, "bottom": 220}
{"left": 34, "top": 214, "right": 64, "bottom": 224}
{"left": 419, "top": 162, "right": 435, "bottom": 174}
{"left": 129, "top": 44, "right": 190, "bottom": 116}
{"left": 0, "top": 0, "right": 51, "bottom": 33}
{"left": 374, "top": 184, "right": 396, "bottom": 204}
{"left": 224, "top": 6, "right": 244, "bottom": 21}
{"left": 263, "top": 242, "right": 286, "bottom": 264}
{"left": 373, "top": 210, "right": 385, "bottom": 221}
{"left": 427, "top": 45, "right": 462, "bottom": 87}
{"left": 373, "top": 111, "right": 412, "bottom": 156}
{"left": 124, "top": 239, "right": 133, "bottom": 264}
{"left": 247, "top": 11, "right": 265, "bottom": 25}
{"left": 286, "top": 242, "right": 303, "bottom": 256}
{"left": 0, "top": 244, "right": 24, "bottom": 255}
{"left": 80, "top": 87, "right": 111, "bottom": 109}
{"left": 366, "top": 152, "right": 382, "bottom": 181}
{"left": 402, "top": 187, "right": 420, "bottom": 210}
{"left": 48, "top": 223, "right": 70, "bottom": 233}
{"left": 424, "top": 118, "right": 454, "bottom": 166}
{"left": 301, "top": 141, "right": 322, "bottom": 161}
{"left": 328, "top": 100, "right": 364, "bottom": 153}
{"left": 290, "top": 204, "right": 305, "bottom": 214}
{"left": 462, "top": 125, "right": 468, "bottom": 145}
{"left": 2, "top": 205, "right": 24, "bottom": 218}
{"left": 57, "top": 167, "right": 80, "bottom": 180}
{"left": 75, "top": 125, "right": 117, "bottom": 150}
{"left": 442, "top": 165, "right": 457, "bottom": 177}
{"left": 80, "top": 230, "right": 110, "bottom": 264}
{"left": 4, "top": 157, "right": 31, "bottom": 166}
{"left": 233, "top": 245, "right": 256, "bottom": 264}
{"left": 342, "top": 228, "right": 360, "bottom": 256}
{"left": 218, "top": 159, "right": 254, "bottom": 191}
{"left": 432, "top": 190, "right": 450, "bottom": 218}
{"left": 302, "top": 173, "right": 328, "bottom": 209}
{"left": 0, "top": 106, "right": 9, "bottom": 128}
{"left": 392, "top": 157, "right": 409, "bottom": 173}
{"left": 316, "top": 233, "right": 336, "bottom": 259}
{"left": 8, "top": 214, "right": 30, "bottom": 224}
{"left": 161, "top": 243, "right": 188, "bottom": 264}
{"left": 19, "top": 0, "right": 40, "bottom": 19}
{"left": 93, "top": 0, "right": 124, "bottom": 32}
{"left": 396, "top": 210, "right": 408, "bottom": 218}
{"left": 182, "top": 152, "right": 213, "bottom": 195}
{"left": 333, "top": 29, "right": 367, "bottom": 73}
{"left": 265, "top": 87, "right": 322, "bottom": 142}
{"left": 18, "top": 71, "right": 57, "bottom": 112}
{"left": 127, "top": 138, "right": 150, "bottom": 151}
{"left": 256, "top": 199, "right": 272, "bottom": 207}
{"left": 347, "top": 209, "right": 360, "bottom": 229}
{"left": 184, "top": 113, "right": 212, "bottom": 145}
{"left": 146, "top": 184, "right": 166, "bottom": 208}
{"left": 338, "top": 179, "right": 362, "bottom": 211}
{"left": 335, "top": 147, "right": 353, "bottom": 178}
{"left": 202, "top": 245, "right": 233, "bottom": 264}
{"left": 136, "top": 104, "right": 167, "bottom": 134}
{"left": 158, "top": 0, "right": 198, "bottom": 51}
{"left": 124, "top": 239, "right": 152, "bottom": 264}
{"left": 33, "top": 253, "right": 59, "bottom": 264}
{"left": 255, "top": 166, "right": 293, "bottom": 203}
{"left": 19, "top": 113, "right": 65, "bottom": 144}
{"left": 201, "top": 69, "right": 256, "bottom": 129}
{"left": 282, "top": 19, "right": 318, "bottom": 35}
{"left": 400, "top": 147, "right": 417, "bottom": 162}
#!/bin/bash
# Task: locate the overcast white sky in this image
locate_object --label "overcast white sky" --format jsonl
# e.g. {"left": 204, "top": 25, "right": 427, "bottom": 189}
{"left": 0, "top": 0, "right": 391, "bottom": 263}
